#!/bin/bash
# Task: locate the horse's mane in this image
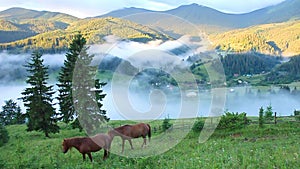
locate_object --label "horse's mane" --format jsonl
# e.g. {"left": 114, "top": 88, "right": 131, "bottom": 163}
{"left": 65, "top": 137, "right": 87, "bottom": 147}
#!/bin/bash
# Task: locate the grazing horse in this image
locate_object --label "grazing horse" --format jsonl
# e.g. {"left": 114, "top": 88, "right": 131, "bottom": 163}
{"left": 62, "top": 133, "right": 112, "bottom": 162}
{"left": 108, "top": 123, "right": 151, "bottom": 153}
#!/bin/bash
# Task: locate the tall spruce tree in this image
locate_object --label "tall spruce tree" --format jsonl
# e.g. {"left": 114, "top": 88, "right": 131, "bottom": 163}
{"left": 58, "top": 34, "right": 109, "bottom": 132}
{"left": 21, "top": 51, "right": 59, "bottom": 137}
{"left": 57, "top": 34, "right": 86, "bottom": 124}
{"left": 72, "top": 44, "right": 109, "bottom": 134}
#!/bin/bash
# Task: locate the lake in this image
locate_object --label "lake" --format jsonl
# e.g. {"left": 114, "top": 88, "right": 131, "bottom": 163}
{"left": 1, "top": 84, "right": 299, "bottom": 120}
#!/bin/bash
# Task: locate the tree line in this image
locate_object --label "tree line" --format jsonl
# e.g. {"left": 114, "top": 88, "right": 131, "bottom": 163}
{"left": 266, "top": 55, "right": 300, "bottom": 83}
{"left": 0, "top": 33, "right": 109, "bottom": 137}
{"left": 217, "top": 52, "right": 279, "bottom": 79}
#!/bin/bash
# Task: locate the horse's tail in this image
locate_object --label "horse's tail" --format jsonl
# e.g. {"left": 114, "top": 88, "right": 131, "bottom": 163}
{"left": 147, "top": 124, "right": 151, "bottom": 142}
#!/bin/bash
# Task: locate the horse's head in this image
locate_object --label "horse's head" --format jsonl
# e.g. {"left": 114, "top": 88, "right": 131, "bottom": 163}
{"left": 62, "top": 139, "right": 69, "bottom": 153}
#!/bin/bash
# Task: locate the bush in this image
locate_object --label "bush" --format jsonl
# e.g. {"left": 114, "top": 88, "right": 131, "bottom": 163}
{"left": 217, "top": 112, "right": 250, "bottom": 130}
{"left": 294, "top": 110, "right": 300, "bottom": 121}
{"left": 192, "top": 118, "right": 204, "bottom": 132}
{"left": 0, "top": 125, "right": 9, "bottom": 146}
{"left": 161, "top": 117, "right": 172, "bottom": 132}
{"left": 264, "top": 105, "right": 273, "bottom": 121}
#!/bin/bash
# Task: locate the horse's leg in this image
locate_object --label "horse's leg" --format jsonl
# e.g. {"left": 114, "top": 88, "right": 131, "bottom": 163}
{"left": 128, "top": 139, "right": 134, "bottom": 149}
{"left": 87, "top": 153, "right": 93, "bottom": 162}
{"left": 108, "top": 143, "right": 111, "bottom": 157}
{"left": 103, "top": 149, "right": 108, "bottom": 160}
{"left": 142, "top": 137, "right": 147, "bottom": 148}
{"left": 121, "top": 139, "right": 125, "bottom": 153}
{"left": 105, "top": 141, "right": 111, "bottom": 158}
{"left": 82, "top": 153, "right": 86, "bottom": 161}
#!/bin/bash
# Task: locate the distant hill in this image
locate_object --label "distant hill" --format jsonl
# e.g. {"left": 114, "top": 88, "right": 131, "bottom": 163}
{"left": 0, "top": 7, "right": 78, "bottom": 24}
{"left": 99, "top": 7, "right": 152, "bottom": 18}
{"left": 0, "top": 17, "right": 171, "bottom": 53}
{"left": 210, "top": 20, "right": 300, "bottom": 56}
{"left": 98, "top": 0, "right": 300, "bottom": 34}
{"left": 0, "top": 0, "right": 299, "bottom": 54}
{"left": 0, "top": 7, "right": 79, "bottom": 43}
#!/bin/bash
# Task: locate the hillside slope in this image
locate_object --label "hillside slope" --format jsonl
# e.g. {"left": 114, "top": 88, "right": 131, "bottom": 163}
{"left": 0, "top": 7, "right": 78, "bottom": 24}
{"left": 210, "top": 20, "right": 300, "bottom": 56}
{"left": 0, "top": 17, "right": 171, "bottom": 53}
{"left": 0, "top": 7, "right": 79, "bottom": 43}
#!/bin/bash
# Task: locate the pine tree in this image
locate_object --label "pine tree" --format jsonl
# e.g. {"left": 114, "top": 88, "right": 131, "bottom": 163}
{"left": 57, "top": 34, "right": 86, "bottom": 124}
{"left": 21, "top": 51, "right": 59, "bottom": 137}
{"left": 0, "top": 99, "right": 25, "bottom": 125}
{"left": 72, "top": 43, "right": 109, "bottom": 134}
{"left": 58, "top": 33, "right": 109, "bottom": 133}
{"left": 259, "top": 107, "right": 264, "bottom": 128}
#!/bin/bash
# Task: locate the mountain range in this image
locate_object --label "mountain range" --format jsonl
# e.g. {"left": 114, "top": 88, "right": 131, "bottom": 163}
{"left": 0, "top": 0, "right": 299, "bottom": 55}
{"left": 98, "top": 0, "right": 300, "bottom": 31}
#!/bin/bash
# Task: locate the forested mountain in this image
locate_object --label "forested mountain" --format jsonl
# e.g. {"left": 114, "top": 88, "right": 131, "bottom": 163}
{"left": 266, "top": 55, "right": 300, "bottom": 83}
{"left": 0, "top": 0, "right": 299, "bottom": 54}
{"left": 0, "top": 17, "right": 171, "bottom": 53}
{"left": 0, "top": 8, "right": 79, "bottom": 43}
{"left": 218, "top": 53, "right": 280, "bottom": 78}
{"left": 210, "top": 20, "right": 300, "bottom": 56}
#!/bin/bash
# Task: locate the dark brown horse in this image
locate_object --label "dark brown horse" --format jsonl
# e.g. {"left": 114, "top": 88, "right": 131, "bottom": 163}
{"left": 108, "top": 123, "right": 151, "bottom": 153}
{"left": 62, "top": 133, "right": 112, "bottom": 162}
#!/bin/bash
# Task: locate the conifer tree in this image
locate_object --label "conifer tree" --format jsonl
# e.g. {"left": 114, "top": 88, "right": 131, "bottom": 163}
{"left": 259, "top": 107, "right": 264, "bottom": 128}
{"left": 57, "top": 34, "right": 86, "bottom": 124}
{"left": 58, "top": 34, "right": 109, "bottom": 132}
{"left": 72, "top": 44, "right": 109, "bottom": 134}
{"left": 0, "top": 99, "right": 25, "bottom": 125}
{"left": 21, "top": 51, "right": 59, "bottom": 137}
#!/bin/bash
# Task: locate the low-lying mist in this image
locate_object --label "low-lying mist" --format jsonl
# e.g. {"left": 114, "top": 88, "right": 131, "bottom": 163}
{"left": 89, "top": 35, "right": 208, "bottom": 70}
{"left": 0, "top": 35, "right": 299, "bottom": 120}
{"left": 0, "top": 51, "right": 66, "bottom": 84}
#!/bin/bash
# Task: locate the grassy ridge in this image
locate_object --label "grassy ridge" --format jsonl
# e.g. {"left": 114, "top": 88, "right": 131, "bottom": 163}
{"left": 0, "top": 119, "right": 299, "bottom": 168}
{"left": 210, "top": 20, "right": 300, "bottom": 56}
{"left": 0, "top": 17, "right": 171, "bottom": 53}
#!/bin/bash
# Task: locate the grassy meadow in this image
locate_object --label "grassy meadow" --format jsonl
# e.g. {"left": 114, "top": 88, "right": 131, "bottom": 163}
{"left": 0, "top": 118, "right": 299, "bottom": 169}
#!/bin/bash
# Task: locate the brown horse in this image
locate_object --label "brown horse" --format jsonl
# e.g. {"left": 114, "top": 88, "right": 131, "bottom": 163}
{"left": 108, "top": 123, "right": 151, "bottom": 153}
{"left": 62, "top": 133, "right": 112, "bottom": 162}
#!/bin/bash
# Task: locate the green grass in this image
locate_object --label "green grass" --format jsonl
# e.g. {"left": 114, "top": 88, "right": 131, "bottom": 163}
{"left": 0, "top": 119, "right": 299, "bottom": 168}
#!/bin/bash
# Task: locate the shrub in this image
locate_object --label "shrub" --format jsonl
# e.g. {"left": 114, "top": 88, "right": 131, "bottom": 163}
{"left": 294, "top": 110, "right": 300, "bottom": 121}
{"left": 217, "top": 112, "right": 250, "bottom": 130}
{"left": 192, "top": 118, "right": 205, "bottom": 132}
{"left": 161, "top": 116, "right": 172, "bottom": 132}
{"left": 0, "top": 125, "right": 9, "bottom": 147}
{"left": 264, "top": 105, "right": 273, "bottom": 121}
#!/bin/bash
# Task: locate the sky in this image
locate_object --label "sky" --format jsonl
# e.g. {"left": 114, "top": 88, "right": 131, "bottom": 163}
{"left": 0, "top": 0, "right": 286, "bottom": 18}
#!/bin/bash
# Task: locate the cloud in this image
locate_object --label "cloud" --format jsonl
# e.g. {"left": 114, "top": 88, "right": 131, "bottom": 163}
{"left": 89, "top": 35, "right": 211, "bottom": 70}
{"left": 0, "top": 51, "right": 65, "bottom": 84}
